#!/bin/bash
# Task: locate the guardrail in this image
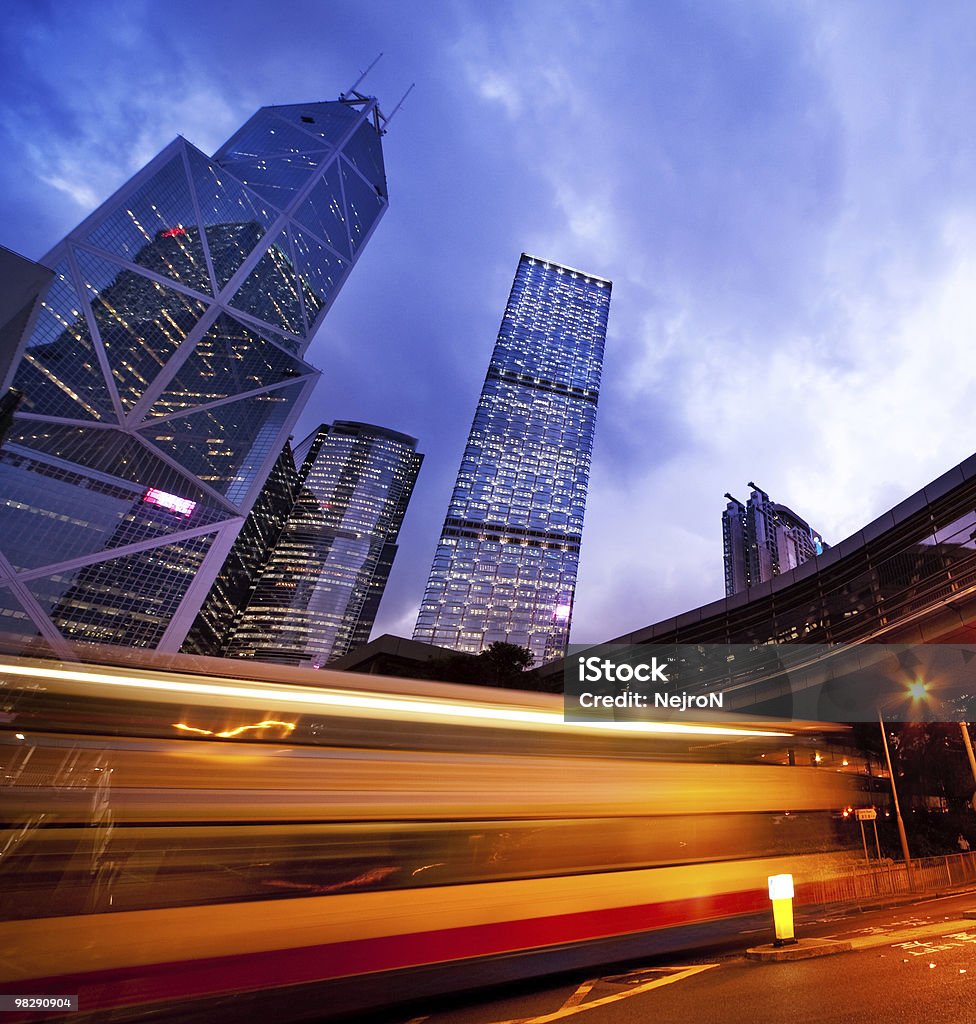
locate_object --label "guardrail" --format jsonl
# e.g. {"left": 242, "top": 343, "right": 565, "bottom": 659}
{"left": 809, "top": 851, "right": 976, "bottom": 906}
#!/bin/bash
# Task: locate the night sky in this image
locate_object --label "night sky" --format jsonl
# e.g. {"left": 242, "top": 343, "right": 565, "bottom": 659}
{"left": 3, "top": 1, "right": 976, "bottom": 650}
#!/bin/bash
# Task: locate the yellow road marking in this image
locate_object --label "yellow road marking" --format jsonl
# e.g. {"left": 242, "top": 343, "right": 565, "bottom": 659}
{"left": 486, "top": 964, "right": 718, "bottom": 1023}
{"left": 559, "top": 980, "right": 596, "bottom": 1009}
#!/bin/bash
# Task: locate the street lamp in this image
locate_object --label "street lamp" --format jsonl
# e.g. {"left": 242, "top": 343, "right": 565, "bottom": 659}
{"left": 961, "top": 722, "right": 976, "bottom": 792}
{"left": 907, "top": 680, "right": 928, "bottom": 701}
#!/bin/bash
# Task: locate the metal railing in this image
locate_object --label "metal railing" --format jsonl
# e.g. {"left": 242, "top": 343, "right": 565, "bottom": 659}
{"left": 808, "top": 851, "right": 976, "bottom": 906}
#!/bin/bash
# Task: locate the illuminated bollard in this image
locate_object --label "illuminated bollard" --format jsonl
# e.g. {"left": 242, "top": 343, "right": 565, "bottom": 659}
{"left": 767, "top": 874, "right": 797, "bottom": 947}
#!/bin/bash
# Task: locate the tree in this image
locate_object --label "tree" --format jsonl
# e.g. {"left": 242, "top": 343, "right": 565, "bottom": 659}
{"left": 424, "top": 642, "right": 536, "bottom": 688}
{"left": 478, "top": 642, "right": 535, "bottom": 687}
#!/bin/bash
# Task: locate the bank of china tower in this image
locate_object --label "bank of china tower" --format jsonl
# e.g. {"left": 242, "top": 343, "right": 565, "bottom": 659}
{"left": 0, "top": 93, "right": 389, "bottom": 655}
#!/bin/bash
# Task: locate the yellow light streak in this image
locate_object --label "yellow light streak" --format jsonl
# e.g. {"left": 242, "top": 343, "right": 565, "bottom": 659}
{"left": 0, "top": 662, "right": 792, "bottom": 739}
{"left": 173, "top": 720, "right": 297, "bottom": 739}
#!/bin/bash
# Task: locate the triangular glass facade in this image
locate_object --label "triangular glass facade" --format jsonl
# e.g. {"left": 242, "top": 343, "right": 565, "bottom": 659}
{"left": 294, "top": 164, "right": 352, "bottom": 259}
{"left": 74, "top": 248, "right": 211, "bottom": 411}
{"left": 139, "top": 380, "right": 306, "bottom": 504}
{"left": 186, "top": 147, "right": 276, "bottom": 292}
{"left": 263, "top": 102, "right": 360, "bottom": 146}
{"left": 292, "top": 228, "right": 346, "bottom": 323}
{"left": 342, "top": 119, "right": 388, "bottom": 198}
{"left": 0, "top": 584, "right": 57, "bottom": 655}
{"left": 148, "top": 313, "right": 312, "bottom": 419}
{"left": 1, "top": 97, "right": 388, "bottom": 655}
{"left": 340, "top": 159, "right": 386, "bottom": 253}
{"left": 215, "top": 109, "right": 335, "bottom": 207}
{"left": 229, "top": 227, "right": 305, "bottom": 335}
{"left": 25, "top": 532, "right": 218, "bottom": 649}
{"left": 11, "top": 258, "right": 115, "bottom": 421}
{"left": 85, "top": 152, "right": 213, "bottom": 296}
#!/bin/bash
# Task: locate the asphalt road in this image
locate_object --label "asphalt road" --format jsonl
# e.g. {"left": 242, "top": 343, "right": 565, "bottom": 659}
{"left": 378, "top": 890, "right": 976, "bottom": 1024}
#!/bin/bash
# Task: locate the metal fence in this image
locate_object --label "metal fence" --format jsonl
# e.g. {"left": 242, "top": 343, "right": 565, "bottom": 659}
{"left": 808, "top": 851, "right": 976, "bottom": 906}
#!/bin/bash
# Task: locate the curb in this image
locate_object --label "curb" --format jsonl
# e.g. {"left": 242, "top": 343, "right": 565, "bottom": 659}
{"left": 748, "top": 916, "right": 976, "bottom": 962}
{"left": 746, "top": 939, "right": 853, "bottom": 961}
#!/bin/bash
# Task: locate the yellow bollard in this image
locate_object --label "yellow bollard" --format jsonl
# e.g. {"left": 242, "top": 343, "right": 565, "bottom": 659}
{"left": 767, "top": 874, "right": 797, "bottom": 946}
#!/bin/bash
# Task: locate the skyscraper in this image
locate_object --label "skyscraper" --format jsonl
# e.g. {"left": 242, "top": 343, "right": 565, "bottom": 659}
{"left": 181, "top": 440, "right": 302, "bottom": 658}
{"left": 722, "top": 483, "right": 827, "bottom": 597}
{"left": 221, "top": 421, "right": 422, "bottom": 667}
{"left": 0, "top": 91, "right": 390, "bottom": 656}
{"left": 413, "top": 254, "right": 611, "bottom": 665}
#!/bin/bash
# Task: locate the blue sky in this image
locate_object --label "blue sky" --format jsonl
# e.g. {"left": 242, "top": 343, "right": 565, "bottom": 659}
{"left": 3, "top": 1, "right": 976, "bottom": 648}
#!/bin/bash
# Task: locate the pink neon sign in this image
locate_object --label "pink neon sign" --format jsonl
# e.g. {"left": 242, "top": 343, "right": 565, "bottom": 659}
{"left": 143, "top": 488, "right": 196, "bottom": 517}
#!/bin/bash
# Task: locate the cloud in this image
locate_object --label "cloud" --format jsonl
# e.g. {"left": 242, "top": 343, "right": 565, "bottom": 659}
{"left": 447, "top": 1, "right": 976, "bottom": 643}
{"left": 33, "top": 170, "right": 100, "bottom": 211}
{"left": 475, "top": 70, "right": 523, "bottom": 118}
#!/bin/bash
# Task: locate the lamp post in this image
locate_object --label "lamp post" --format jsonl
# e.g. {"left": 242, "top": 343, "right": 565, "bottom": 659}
{"left": 961, "top": 722, "right": 976, "bottom": 791}
{"left": 878, "top": 710, "right": 914, "bottom": 887}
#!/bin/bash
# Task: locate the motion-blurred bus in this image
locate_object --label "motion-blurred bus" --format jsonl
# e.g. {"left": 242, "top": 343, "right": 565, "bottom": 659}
{"left": 0, "top": 654, "right": 858, "bottom": 1022}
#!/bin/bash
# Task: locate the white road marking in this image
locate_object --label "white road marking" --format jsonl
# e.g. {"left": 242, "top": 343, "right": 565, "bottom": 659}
{"left": 912, "top": 893, "right": 975, "bottom": 905}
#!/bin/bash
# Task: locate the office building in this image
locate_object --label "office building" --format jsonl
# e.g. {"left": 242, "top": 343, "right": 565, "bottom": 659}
{"left": 723, "top": 483, "right": 826, "bottom": 597}
{"left": 181, "top": 441, "right": 302, "bottom": 658}
{"left": 0, "top": 90, "right": 390, "bottom": 655}
{"left": 222, "top": 421, "right": 422, "bottom": 667}
{"left": 413, "top": 253, "right": 611, "bottom": 665}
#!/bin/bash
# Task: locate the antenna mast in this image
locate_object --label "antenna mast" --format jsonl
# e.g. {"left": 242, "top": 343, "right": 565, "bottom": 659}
{"left": 342, "top": 53, "right": 383, "bottom": 100}
{"left": 382, "top": 83, "right": 415, "bottom": 131}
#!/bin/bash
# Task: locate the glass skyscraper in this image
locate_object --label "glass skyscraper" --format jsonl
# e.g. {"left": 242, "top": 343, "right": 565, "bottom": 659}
{"left": 413, "top": 253, "right": 611, "bottom": 665}
{"left": 181, "top": 441, "right": 302, "bottom": 659}
{"left": 221, "top": 421, "right": 422, "bottom": 667}
{"left": 722, "top": 483, "right": 827, "bottom": 597}
{"left": 0, "top": 92, "right": 390, "bottom": 656}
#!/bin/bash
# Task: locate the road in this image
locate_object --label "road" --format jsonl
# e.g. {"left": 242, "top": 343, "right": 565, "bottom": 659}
{"left": 375, "top": 890, "right": 976, "bottom": 1024}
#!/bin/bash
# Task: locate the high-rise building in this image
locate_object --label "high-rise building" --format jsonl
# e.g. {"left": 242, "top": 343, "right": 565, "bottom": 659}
{"left": 181, "top": 440, "right": 302, "bottom": 658}
{"left": 413, "top": 253, "right": 611, "bottom": 665}
{"left": 0, "top": 91, "right": 390, "bottom": 656}
{"left": 722, "top": 482, "right": 826, "bottom": 597}
{"left": 221, "top": 421, "right": 422, "bottom": 667}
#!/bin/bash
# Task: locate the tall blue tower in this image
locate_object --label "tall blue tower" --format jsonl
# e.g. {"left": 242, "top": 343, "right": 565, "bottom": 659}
{"left": 0, "top": 90, "right": 390, "bottom": 655}
{"left": 414, "top": 254, "right": 611, "bottom": 665}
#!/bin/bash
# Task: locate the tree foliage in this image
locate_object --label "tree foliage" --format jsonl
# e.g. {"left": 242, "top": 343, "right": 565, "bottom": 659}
{"left": 424, "top": 642, "right": 537, "bottom": 688}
